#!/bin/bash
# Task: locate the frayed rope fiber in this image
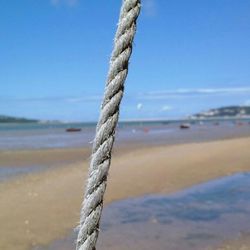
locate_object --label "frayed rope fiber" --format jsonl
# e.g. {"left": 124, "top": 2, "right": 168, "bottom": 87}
{"left": 76, "top": 1, "right": 141, "bottom": 250}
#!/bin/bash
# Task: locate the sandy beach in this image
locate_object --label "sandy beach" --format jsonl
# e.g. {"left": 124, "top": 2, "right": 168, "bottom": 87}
{"left": 2, "top": 0, "right": 250, "bottom": 248}
{"left": 0, "top": 135, "right": 250, "bottom": 250}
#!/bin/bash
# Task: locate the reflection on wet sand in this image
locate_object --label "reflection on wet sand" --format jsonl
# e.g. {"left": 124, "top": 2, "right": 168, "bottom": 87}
{"left": 38, "top": 173, "right": 250, "bottom": 250}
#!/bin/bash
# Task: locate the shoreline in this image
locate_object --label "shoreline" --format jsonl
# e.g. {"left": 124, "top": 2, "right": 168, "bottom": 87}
{"left": 1, "top": 131, "right": 250, "bottom": 167}
{"left": 0, "top": 136, "right": 250, "bottom": 250}
{"left": 1, "top": 121, "right": 250, "bottom": 152}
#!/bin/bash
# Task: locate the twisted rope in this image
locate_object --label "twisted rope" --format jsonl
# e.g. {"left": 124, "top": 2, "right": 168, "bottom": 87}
{"left": 76, "top": 1, "right": 141, "bottom": 249}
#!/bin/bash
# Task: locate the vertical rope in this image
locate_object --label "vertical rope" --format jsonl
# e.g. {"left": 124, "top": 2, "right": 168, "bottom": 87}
{"left": 76, "top": 1, "right": 141, "bottom": 249}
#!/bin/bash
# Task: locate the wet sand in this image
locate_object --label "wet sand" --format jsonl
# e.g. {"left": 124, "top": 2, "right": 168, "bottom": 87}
{"left": 215, "top": 235, "right": 250, "bottom": 250}
{"left": 0, "top": 137, "right": 250, "bottom": 250}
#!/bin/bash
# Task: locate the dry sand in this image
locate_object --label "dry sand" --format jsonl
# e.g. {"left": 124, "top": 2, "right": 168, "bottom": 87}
{"left": 0, "top": 137, "right": 250, "bottom": 250}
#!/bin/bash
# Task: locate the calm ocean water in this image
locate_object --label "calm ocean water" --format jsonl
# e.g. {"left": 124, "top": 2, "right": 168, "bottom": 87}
{"left": 0, "top": 119, "right": 250, "bottom": 150}
{"left": 0, "top": 121, "right": 174, "bottom": 150}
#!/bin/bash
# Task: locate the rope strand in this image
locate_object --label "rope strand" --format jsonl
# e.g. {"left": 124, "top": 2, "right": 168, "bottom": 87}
{"left": 76, "top": 1, "right": 141, "bottom": 249}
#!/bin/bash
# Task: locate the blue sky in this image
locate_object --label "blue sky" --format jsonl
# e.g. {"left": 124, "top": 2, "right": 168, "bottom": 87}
{"left": 1, "top": 0, "right": 250, "bottom": 121}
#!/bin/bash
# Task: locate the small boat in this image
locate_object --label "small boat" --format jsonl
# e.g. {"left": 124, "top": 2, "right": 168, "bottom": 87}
{"left": 66, "top": 128, "right": 82, "bottom": 132}
{"left": 180, "top": 123, "right": 190, "bottom": 129}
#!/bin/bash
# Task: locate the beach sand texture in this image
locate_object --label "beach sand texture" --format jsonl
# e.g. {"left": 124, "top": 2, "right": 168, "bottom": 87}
{"left": 0, "top": 137, "right": 250, "bottom": 250}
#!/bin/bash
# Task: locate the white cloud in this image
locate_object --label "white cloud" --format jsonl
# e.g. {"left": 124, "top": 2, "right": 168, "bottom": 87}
{"left": 51, "top": 0, "right": 60, "bottom": 6}
{"left": 137, "top": 103, "right": 143, "bottom": 110}
{"left": 138, "top": 87, "right": 250, "bottom": 100}
{"left": 50, "top": 0, "right": 79, "bottom": 7}
{"left": 161, "top": 105, "right": 172, "bottom": 111}
{"left": 67, "top": 0, "right": 78, "bottom": 6}
{"left": 0, "top": 95, "right": 102, "bottom": 103}
{"left": 245, "top": 100, "right": 250, "bottom": 106}
{"left": 66, "top": 95, "right": 101, "bottom": 103}
{"left": 143, "top": 0, "right": 157, "bottom": 17}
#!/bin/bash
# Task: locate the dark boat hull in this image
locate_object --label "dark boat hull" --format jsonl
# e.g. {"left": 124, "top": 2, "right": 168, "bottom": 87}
{"left": 180, "top": 124, "right": 190, "bottom": 129}
{"left": 66, "top": 128, "right": 82, "bottom": 132}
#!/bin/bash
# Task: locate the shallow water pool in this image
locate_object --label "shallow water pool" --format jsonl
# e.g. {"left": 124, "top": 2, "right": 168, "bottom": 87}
{"left": 36, "top": 172, "right": 250, "bottom": 250}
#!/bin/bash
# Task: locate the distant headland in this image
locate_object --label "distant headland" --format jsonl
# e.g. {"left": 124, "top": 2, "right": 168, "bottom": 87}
{"left": 0, "top": 115, "right": 39, "bottom": 123}
{"left": 1, "top": 106, "right": 250, "bottom": 123}
{"left": 191, "top": 106, "right": 250, "bottom": 119}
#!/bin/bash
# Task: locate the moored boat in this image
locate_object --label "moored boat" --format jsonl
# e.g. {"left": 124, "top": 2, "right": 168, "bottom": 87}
{"left": 180, "top": 123, "right": 190, "bottom": 129}
{"left": 66, "top": 128, "right": 82, "bottom": 132}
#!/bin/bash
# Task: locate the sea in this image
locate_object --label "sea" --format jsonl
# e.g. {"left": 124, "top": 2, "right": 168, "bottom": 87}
{"left": 0, "top": 118, "right": 250, "bottom": 150}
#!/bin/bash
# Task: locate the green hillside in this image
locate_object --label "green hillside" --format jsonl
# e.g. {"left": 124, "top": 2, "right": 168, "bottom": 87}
{"left": 0, "top": 115, "right": 39, "bottom": 123}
